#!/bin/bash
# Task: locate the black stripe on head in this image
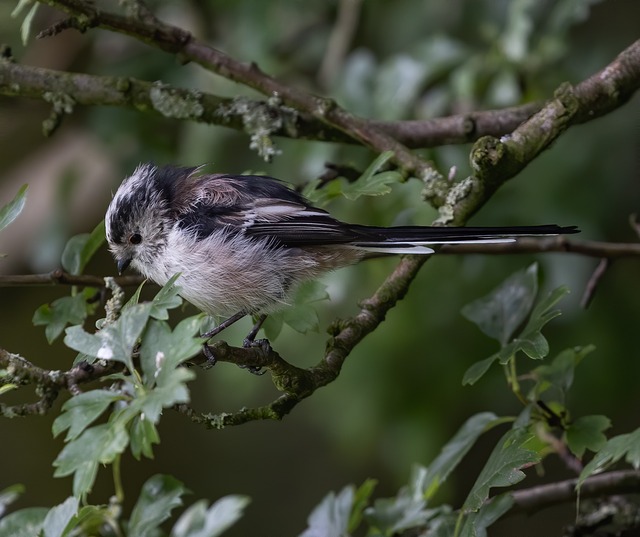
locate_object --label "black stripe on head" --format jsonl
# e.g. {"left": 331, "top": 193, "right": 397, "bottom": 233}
{"left": 107, "top": 163, "right": 186, "bottom": 245}
{"left": 152, "top": 164, "right": 201, "bottom": 206}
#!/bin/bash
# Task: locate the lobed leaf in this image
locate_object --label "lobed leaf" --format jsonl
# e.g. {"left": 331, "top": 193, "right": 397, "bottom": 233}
{"left": 0, "top": 507, "right": 47, "bottom": 537}
{"left": 565, "top": 415, "right": 611, "bottom": 458}
{"left": 139, "top": 316, "right": 203, "bottom": 388}
{"left": 303, "top": 151, "right": 401, "bottom": 205}
{"left": 128, "top": 475, "right": 186, "bottom": 537}
{"left": 149, "top": 273, "right": 183, "bottom": 320}
{"left": 170, "top": 496, "right": 250, "bottom": 537}
{"left": 364, "top": 467, "right": 437, "bottom": 535}
{"left": 64, "top": 303, "right": 152, "bottom": 371}
{"left": 299, "top": 485, "right": 354, "bottom": 537}
{"left": 53, "top": 422, "right": 129, "bottom": 497}
{"left": 458, "top": 493, "right": 514, "bottom": 537}
{"left": 578, "top": 427, "right": 640, "bottom": 487}
{"left": 423, "top": 412, "right": 509, "bottom": 500}
{"left": 52, "top": 389, "right": 123, "bottom": 441}
{"left": 130, "top": 415, "right": 161, "bottom": 460}
{"left": 462, "top": 263, "right": 538, "bottom": 346}
{"left": 462, "top": 285, "right": 569, "bottom": 385}
{"left": 528, "top": 345, "right": 595, "bottom": 402}
{"left": 463, "top": 428, "right": 541, "bottom": 512}
{"left": 33, "top": 290, "right": 96, "bottom": 343}
{"left": 264, "top": 281, "right": 329, "bottom": 339}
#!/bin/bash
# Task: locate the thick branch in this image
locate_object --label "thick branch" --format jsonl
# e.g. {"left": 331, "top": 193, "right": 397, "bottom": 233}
{"left": 0, "top": 58, "right": 544, "bottom": 148}
{"left": 426, "top": 38, "right": 640, "bottom": 221}
{"left": 34, "top": 0, "right": 437, "bottom": 179}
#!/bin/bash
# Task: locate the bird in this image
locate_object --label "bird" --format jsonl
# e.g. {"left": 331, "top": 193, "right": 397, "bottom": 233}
{"left": 105, "top": 163, "right": 579, "bottom": 343}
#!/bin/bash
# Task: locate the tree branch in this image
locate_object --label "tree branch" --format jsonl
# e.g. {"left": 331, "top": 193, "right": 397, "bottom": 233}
{"left": 0, "top": 57, "right": 545, "bottom": 148}
{"left": 0, "top": 270, "right": 143, "bottom": 287}
{"left": 509, "top": 470, "right": 640, "bottom": 516}
{"left": 0, "top": 348, "right": 120, "bottom": 417}
{"left": 425, "top": 38, "right": 640, "bottom": 220}
{"left": 438, "top": 237, "right": 640, "bottom": 258}
{"left": 34, "top": 0, "right": 437, "bottom": 179}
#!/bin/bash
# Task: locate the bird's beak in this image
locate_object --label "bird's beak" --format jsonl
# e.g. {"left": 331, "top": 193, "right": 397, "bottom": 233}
{"left": 117, "top": 257, "right": 132, "bottom": 274}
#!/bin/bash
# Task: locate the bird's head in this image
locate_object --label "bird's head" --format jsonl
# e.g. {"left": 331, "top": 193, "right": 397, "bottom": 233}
{"left": 105, "top": 163, "right": 175, "bottom": 275}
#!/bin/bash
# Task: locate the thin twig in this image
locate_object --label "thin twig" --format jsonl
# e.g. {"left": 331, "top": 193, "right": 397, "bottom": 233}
{"left": 0, "top": 270, "right": 143, "bottom": 287}
{"left": 580, "top": 258, "right": 610, "bottom": 308}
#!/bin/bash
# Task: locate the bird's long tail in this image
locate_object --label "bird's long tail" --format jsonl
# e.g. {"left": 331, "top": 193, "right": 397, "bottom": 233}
{"left": 351, "top": 224, "right": 579, "bottom": 255}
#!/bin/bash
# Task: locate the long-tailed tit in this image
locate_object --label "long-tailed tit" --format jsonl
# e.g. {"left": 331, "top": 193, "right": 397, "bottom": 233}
{"left": 105, "top": 164, "right": 578, "bottom": 341}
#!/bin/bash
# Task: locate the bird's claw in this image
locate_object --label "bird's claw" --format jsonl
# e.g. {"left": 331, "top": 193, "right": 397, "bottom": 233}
{"left": 240, "top": 337, "right": 271, "bottom": 375}
{"left": 201, "top": 344, "right": 217, "bottom": 369}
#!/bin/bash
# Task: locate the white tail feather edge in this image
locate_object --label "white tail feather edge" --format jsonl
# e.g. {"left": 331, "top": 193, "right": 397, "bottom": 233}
{"left": 354, "top": 238, "right": 517, "bottom": 255}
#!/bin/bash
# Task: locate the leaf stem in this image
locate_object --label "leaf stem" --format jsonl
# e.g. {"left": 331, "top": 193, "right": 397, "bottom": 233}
{"left": 112, "top": 453, "right": 124, "bottom": 504}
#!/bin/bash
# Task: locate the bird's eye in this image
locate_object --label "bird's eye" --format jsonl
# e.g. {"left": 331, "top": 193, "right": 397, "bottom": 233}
{"left": 129, "top": 233, "right": 142, "bottom": 245}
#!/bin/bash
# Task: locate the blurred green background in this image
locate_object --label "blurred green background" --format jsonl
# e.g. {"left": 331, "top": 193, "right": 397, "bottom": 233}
{"left": 0, "top": 0, "right": 639, "bottom": 535}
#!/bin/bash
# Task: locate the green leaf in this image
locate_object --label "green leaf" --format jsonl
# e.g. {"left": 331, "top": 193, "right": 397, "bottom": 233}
{"left": 53, "top": 422, "right": 129, "bottom": 497}
{"left": 64, "top": 303, "right": 152, "bottom": 371}
{"left": 459, "top": 493, "right": 514, "bottom": 537}
{"left": 130, "top": 415, "right": 160, "bottom": 460}
{"left": 342, "top": 170, "right": 401, "bottom": 200}
{"left": 139, "top": 316, "right": 204, "bottom": 388}
{"left": 170, "top": 496, "right": 250, "bottom": 537}
{"left": 33, "top": 291, "right": 95, "bottom": 343}
{"left": 43, "top": 497, "right": 79, "bottom": 537}
{"left": 61, "top": 221, "right": 106, "bottom": 275}
{"left": 72, "top": 504, "right": 120, "bottom": 536}
{"left": 134, "top": 367, "right": 194, "bottom": 424}
{"left": 462, "top": 355, "right": 498, "bottom": 386}
{"left": 462, "top": 285, "right": 569, "bottom": 385}
{"left": 149, "top": 273, "right": 183, "bottom": 320}
{"left": 303, "top": 152, "right": 401, "bottom": 205}
{"left": 529, "top": 345, "right": 595, "bottom": 401}
{"left": 128, "top": 475, "right": 186, "bottom": 537}
{"left": 0, "top": 507, "right": 47, "bottom": 537}
{"left": 299, "top": 485, "right": 354, "bottom": 537}
{"left": 578, "top": 427, "right": 640, "bottom": 487}
{"left": 0, "top": 484, "right": 24, "bottom": 517}
{"left": 0, "top": 184, "right": 28, "bottom": 234}
{"left": 364, "top": 467, "right": 437, "bottom": 535}
{"left": 343, "top": 152, "right": 401, "bottom": 200}
{"left": 463, "top": 428, "right": 541, "bottom": 512}
{"left": 265, "top": 281, "right": 329, "bottom": 338}
{"left": 423, "top": 412, "right": 509, "bottom": 500}
{"left": 566, "top": 415, "right": 611, "bottom": 458}
{"left": 462, "top": 263, "right": 538, "bottom": 346}
{"left": 348, "top": 479, "right": 377, "bottom": 534}
{"left": 52, "top": 389, "right": 123, "bottom": 441}
{"left": 516, "top": 285, "right": 569, "bottom": 360}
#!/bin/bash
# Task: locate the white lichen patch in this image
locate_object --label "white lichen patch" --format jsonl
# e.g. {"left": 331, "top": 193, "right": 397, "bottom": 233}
{"left": 150, "top": 82, "right": 204, "bottom": 119}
